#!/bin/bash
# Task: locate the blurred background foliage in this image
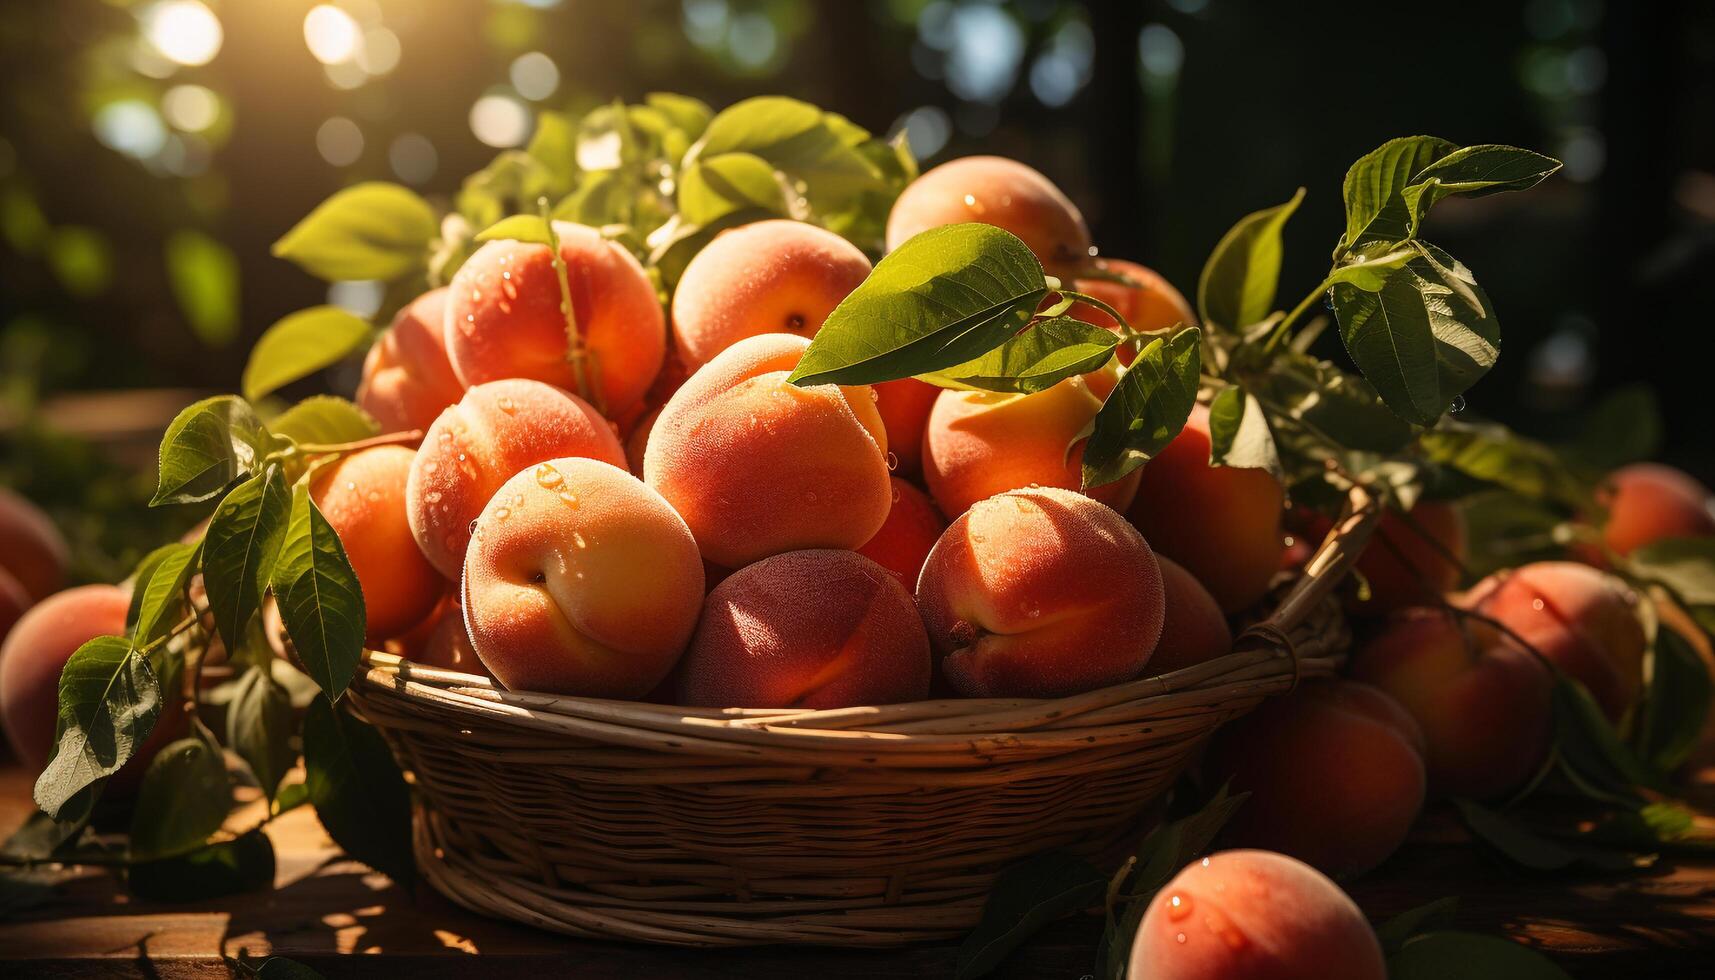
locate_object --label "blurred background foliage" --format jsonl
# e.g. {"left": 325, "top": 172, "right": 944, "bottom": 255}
{"left": 2, "top": 0, "right": 1713, "bottom": 581}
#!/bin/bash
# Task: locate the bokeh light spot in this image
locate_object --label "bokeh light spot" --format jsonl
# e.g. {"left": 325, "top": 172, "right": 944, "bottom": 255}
{"left": 316, "top": 116, "right": 365, "bottom": 166}
{"left": 161, "top": 85, "right": 219, "bottom": 132}
{"left": 390, "top": 133, "right": 438, "bottom": 185}
{"left": 305, "top": 5, "right": 362, "bottom": 65}
{"left": 142, "top": 1, "right": 224, "bottom": 67}
{"left": 93, "top": 100, "right": 169, "bottom": 160}
{"left": 510, "top": 52, "right": 560, "bottom": 101}
{"left": 470, "top": 94, "right": 532, "bottom": 149}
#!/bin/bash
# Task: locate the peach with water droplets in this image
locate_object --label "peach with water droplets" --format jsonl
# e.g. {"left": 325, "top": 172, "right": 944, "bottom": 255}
{"left": 356, "top": 287, "right": 465, "bottom": 435}
{"left": 886, "top": 156, "right": 1092, "bottom": 278}
{"left": 310, "top": 445, "right": 445, "bottom": 644}
{"left": 856, "top": 477, "right": 945, "bottom": 587}
{"left": 873, "top": 377, "right": 939, "bottom": 476}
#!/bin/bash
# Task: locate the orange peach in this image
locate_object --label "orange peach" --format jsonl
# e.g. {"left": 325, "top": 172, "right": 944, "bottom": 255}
{"left": 1129, "top": 850, "right": 1387, "bottom": 980}
{"left": 417, "top": 599, "right": 488, "bottom": 677}
{"left": 444, "top": 222, "right": 665, "bottom": 416}
{"left": 916, "top": 486, "right": 1165, "bottom": 698}
{"left": 886, "top": 155, "right": 1092, "bottom": 278}
{"left": 1070, "top": 258, "right": 1196, "bottom": 364}
{"left": 671, "top": 219, "right": 871, "bottom": 369}
{"left": 1128, "top": 404, "right": 1286, "bottom": 613}
{"left": 857, "top": 478, "right": 946, "bottom": 587}
{"left": 923, "top": 368, "right": 1138, "bottom": 519}
{"left": 1350, "top": 501, "right": 1467, "bottom": 615}
{"left": 407, "top": 379, "right": 626, "bottom": 580}
{"left": 678, "top": 550, "right": 931, "bottom": 709}
{"left": 1352, "top": 607, "right": 1553, "bottom": 799}
{"left": 463, "top": 457, "right": 703, "bottom": 697}
{"left": 625, "top": 405, "right": 664, "bottom": 477}
{"left": 873, "top": 377, "right": 939, "bottom": 476}
{"left": 0, "top": 488, "right": 69, "bottom": 603}
{"left": 310, "top": 446, "right": 445, "bottom": 643}
{"left": 355, "top": 287, "right": 464, "bottom": 434}
{"left": 1599, "top": 462, "right": 1715, "bottom": 557}
{"left": 1146, "top": 556, "right": 1233, "bottom": 675}
{"left": 1460, "top": 561, "right": 1645, "bottom": 720}
{"left": 1204, "top": 680, "right": 1426, "bottom": 877}
{"left": 643, "top": 333, "right": 892, "bottom": 568}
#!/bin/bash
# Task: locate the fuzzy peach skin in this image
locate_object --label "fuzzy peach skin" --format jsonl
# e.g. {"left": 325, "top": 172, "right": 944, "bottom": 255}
{"left": 916, "top": 486, "right": 1165, "bottom": 698}
{"left": 873, "top": 377, "right": 939, "bottom": 476}
{"left": 1146, "top": 555, "right": 1233, "bottom": 675}
{"left": 1070, "top": 258, "right": 1196, "bottom": 364}
{"left": 1129, "top": 850, "right": 1387, "bottom": 980}
{"left": 444, "top": 222, "right": 665, "bottom": 416}
{"left": 643, "top": 333, "right": 892, "bottom": 569}
{"left": 671, "top": 219, "right": 871, "bottom": 369}
{"left": 0, "top": 488, "right": 69, "bottom": 603}
{"left": 310, "top": 446, "right": 445, "bottom": 643}
{"left": 1599, "top": 462, "right": 1715, "bottom": 557}
{"left": 923, "top": 368, "right": 1138, "bottom": 519}
{"left": 355, "top": 287, "right": 465, "bottom": 434}
{"left": 1128, "top": 404, "right": 1286, "bottom": 614}
{"left": 625, "top": 405, "right": 664, "bottom": 477}
{"left": 462, "top": 458, "right": 703, "bottom": 697}
{"left": 1204, "top": 680, "right": 1426, "bottom": 878}
{"left": 407, "top": 378, "right": 626, "bottom": 580}
{"left": 678, "top": 550, "right": 931, "bottom": 709}
{"left": 1352, "top": 606, "right": 1552, "bottom": 799}
{"left": 1459, "top": 561, "right": 1645, "bottom": 720}
{"left": 1349, "top": 501, "right": 1467, "bottom": 615}
{"left": 857, "top": 477, "right": 946, "bottom": 587}
{"left": 886, "top": 156, "right": 1092, "bottom": 278}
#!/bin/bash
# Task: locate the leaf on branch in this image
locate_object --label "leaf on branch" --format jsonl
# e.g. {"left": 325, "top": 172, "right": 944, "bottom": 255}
{"left": 1628, "top": 538, "right": 1715, "bottom": 608}
{"left": 1399, "top": 145, "right": 1562, "bottom": 236}
{"left": 269, "top": 396, "right": 380, "bottom": 448}
{"left": 953, "top": 851, "right": 1106, "bottom": 980}
{"left": 129, "top": 736, "right": 233, "bottom": 861}
{"left": 687, "top": 96, "right": 883, "bottom": 212}
{"left": 1455, "top": 799, "right": 1638, "bottom": 873}
{"left": 151, "top": 395, "right": 270, "bottom": 506}
{"left": 1338, "top": 136, "right": 1457, "bottom": 255}
{"left": 33, "top": 637, "right": 161, "bottom": 819}
{"left": 1198, "top": 187, "right": 1303, "bottom": 332}
{"left": 1551, "top": 675, "right": 1658, "bottom": 801}
{"left": 1206, "top": 387, "right": 1282, "bottom": 478}
{"left": 1635, "top": 623, "right": 1714, "bottom": 774}
{"left": 131, "top": 539, "right": 200, "bottom": 645}
{"left": 1081, "top": 328, "right": 1201, "bottom": 488}
{"left": 1247, "top": 351, "right": 1416, "bottom": 454}
{"left": 677, "top": 152, "right": 791, "bottom": 226}
{"left": 474, "top": 214, "right": 553, "bottom": 246}
{"left": 243, "top": 307, "right": 373, "bottom": 404}
{"left": 272, "top": 182, "right": 437, "bottom": 282}
{"left": 226, "top": 667, "right": 298, "bottom": 802}
{"left": 1418, "top": 419, "right": 1589, "bottom": 511}
{"left": 303, "top": 698, "right": 414, "bottom": 885}
{"left": 925, "top": 316, "right": 1119, "bottom": 394}
{"left": 203, "top": 464, "right": 291, "bottom": 654}
{"left": 1387, "top": 929, "right": 1573, "bottom": 980}
{"left": 271, "top": 487, "right": 367, "bottom": 702}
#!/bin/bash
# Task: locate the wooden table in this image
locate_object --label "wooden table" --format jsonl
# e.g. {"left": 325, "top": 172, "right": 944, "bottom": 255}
{"left": 2, "top": 764, "right": 1711, "bottom": 978}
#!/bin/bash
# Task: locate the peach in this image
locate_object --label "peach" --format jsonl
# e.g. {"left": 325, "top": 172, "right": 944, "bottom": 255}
{"left": 463, "top": 458, "right": 702, "bottom": 697}
{"left": 407, "top": 378, "right": 627, "bottom": 580}
{"left": 1128, "top": 404, "right": 1286, "bottom": 613}
{"left": 625, "top": 405, "right": 663, "bottom": 477}
{"left": 1070, "top": 258, "right": 1196, "bottom": 364}
{"left": 678, "top": 550, "right": 931, "bottom": 709}
{"left": 0, "top": 488, "right": 69, "bottom": 602}
{"left": 1204, "top": 680, "right": 1426, "bottom": 877}
{"left": 643, "top": 333, "right": 892, "bottom": 568}
{"left": 417, "top": 600, "right": 488, "bottom": 677}
{"left": 923, "top": 368, "right": 1138, "bottom": 519}
{"left": 1599, "top": 462, "right": 1715, "bottom": 557}
{"left": 355, "top": 287, "right": 464, "bottom": 434}
{"left": 1350, "top": 501, "right": 1467, "bottom": 615}
{"left": 916, "top": 486, "right": 1165, "bottom": 698}
{"left": 1146, "top": 556, "right": 1233, "bottom": 675}
{"left": 671, "top": 219, "right": 871, "bottom": 369}
{"left": 1129, "top": 850, "right": 1387, "bottom": 980}
{"left": 857, "top": 478, "right": 946, "bottom": 587}
{"left": 873, "top": 377, "right": 939, "bottom": 476}
{"left": 0, "top": 568, "right": 27, "bottom": 641}
{"left": 1460, "top": 561, "right": 1646, "bottom": 720}
{"left": 1352, "top": 607, "right": 1553, "bottom": 800}
{"left": 444, "top": 222, "right": 665, "bottom": 415}
{"left": 886, "top": 155, "right": 1092, "bottom": 278}
{"left": 310, "top": 446, "right": 444, "bottom": 643}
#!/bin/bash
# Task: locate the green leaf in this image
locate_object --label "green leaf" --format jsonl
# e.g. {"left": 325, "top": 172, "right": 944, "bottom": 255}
{"left": 242, "top": 306, "right": 373, "bottom": 403}
{"left": 272, "top": 487, "right": 367, "bottom": 701}
{"left": 128, "top": 736, "right": 232, "bottom": 861}
{"left": 1400, "top": 145, "right": 1562, "bottom": 236}
{"left": 1635, "top": 624, "right": 1713, "bottom": 774}
{"left": 303, "top": 698, "right": 414, "bottom": 884}
{"left": 551, "top": 170, "right": 632, "bottom": 226}
{"left": 1206, "top": 387, "right": 1281, "bottom": 477}
{"left": 1324, "top": 243, "right": 1418, "bottom": 292}
{"left": 127, "top": 828, "right": 275, "bottom": 903}
{"left": 271, "top": 182, "right": 436, "bottom": 282}
{"left": 33, "top": 637, "right": 161, "bottom": 820}
{"left": 788, "top": 223, "right": 1048, "bottom": 387}
{"left": 1628, "top": 538, "right": 1715, "bottom": 607}
{"left": 677, "top": 152, "right": 789, "bottom": 226}
{"left": 1375, "top": 896, "right": 1461, "bottom": 954}
{"left": 646, "top": 92, "right": 713, "bottom": 141}
{"left": 1130, "top": 782, "right": 1250, "bottom": 896}
{"left": 1567, "top": 385, "right": 1661, "bottom": 469}
{"left": 132, "top": 540, "right": 200, "bottom": 645}
{"left": 1419, "top": 420, "right": 1589, "bottom": 510}
{"left": 165, "top": 230, "right": 240, "bottom": 347}
{"left": 2, "top": 809, "right": 89, "bottom": 862}
{"left": 256, "top": 956, "right": 329, "bottom": 980}
{"left": 126, "top": 542, "right": 183, "bottom": 630}
{"left": 953, "top": 851, "right": 1105, "bottom": 979}
{"left": 523, "top": 110, "right": 577, "bottom": 190}
{"left": 1389, "top": 930, "right": 1572, "bottom": 980}
{"left": 689, "top": 96, "right": 882, "bottom": 202}
{"left": 457, "top": 151, "right": 556, "bottom": 229}
{"left": 151, "top": 395, "right": 270, "bottom": 506}
{"left": 203, "top": 465, "right": 291, "bottom": 653}
{"left": 1455, "top": 799, "right": 1636, "bottom": 872}
{"left": 926, "top": 317, "right": 1119, "bottom": 394}
{"left": 1247, "top": 351, "right": 1416, "bottom": 454}
{"left": 1197, "top": 187, "right": 1303, "bottom": 331}
{"left": 226, "top": 667, "right": 297, "bottom": 801}
{"left": 269, "top": 396, "right": 381, "bottom": 446}
{"left": 474, "top": 214, "right": 553, "bottom": 246}
{"left": 1332, "top": 243, "right": 1498, "bottom": 426}
{"left": 1337, "top": 136, "right": 1456, "bottom": 255}
{"left": 1081, "top": 328, "right": 1201, "bottom": 488}
{"left": 1552, "top": 676, "right": 1657, "bottom": 800}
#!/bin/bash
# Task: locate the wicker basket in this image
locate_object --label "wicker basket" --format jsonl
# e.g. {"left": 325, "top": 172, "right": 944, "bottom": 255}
{"left": 350, "top": 486, "right": 1381, "bottom": 947}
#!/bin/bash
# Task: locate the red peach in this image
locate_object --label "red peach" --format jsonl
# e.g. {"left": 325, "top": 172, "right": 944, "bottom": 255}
{"left": 1146, "top": 556, "right": 1233, "bottom": 675}
{"left": 856, "top": 478, "right": 946, "bottom": 588}
{"left": 873, "top": 377, "right": 939, "bottom": 476}
{"left": 310, "top": 446, "right": 445, "bottom": 643}
{"left": 886, "top": 156, "right": 1092, "bottom": 278}
{"left": 1350, "top": 501, "right": 1467, "bottom": 615}
{"left": 0, "top": 488, "right": 69, "bottom": 603}
{"left": 1599, "top": 462, "right": 1715, "bottom": 557}
{"left": 355, "top": 287, "right": 465, "bottom": 434}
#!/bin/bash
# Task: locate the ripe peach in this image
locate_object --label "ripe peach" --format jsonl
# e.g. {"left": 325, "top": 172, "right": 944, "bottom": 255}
{"left": 886, "top": 156, "right": 1092, "bottom": 278}
{"left": 1460, "top": 561, "right": 1646, "bottom": 720}
{"left": 625, "top": 405, "right": 664, "bottom": 477}
{"left": 0, "top": 568, "right": 28, "bottom": 647}
{"left": 857, "top": 478, "right": 945, "bottom": 587}
{"left": 310, "top": 446, "right": 444, "bottom": 643}
{"left": 923, "top": 369, "right": 1138, "bottom": 519}
{"left": 1129, "top": 850, "right": 1387, "bottom": 980}
{"left": 1128, "top": 404, "right": 1286, "bottom": 614}
{"left": 643, "top": 333, "right": 892, "bottom": 568}
{"left": 1352, "top": 607, "right": 1553, "bottom": 800}
{"left": 0, "top": 488, "right": 69, "bottom": 603}
{"left": 1147, "top": 556, "right": 1233, "bottom": 675}
{"left": 444, "top": 222, "right": 665, "bottom": 415}
{"left": 916, "top": 486, "right": 1165, "bottom": 698}
{"left": 1599, "top": 462, "right": 1715, "bottom": 557}
{"left": 355, "top": 287, "right": 464, "bottom": 434}
{"left": 417, "top": 600, "right": 488, "bottom": 677}
{"left": 1350, "top": 501, "right": 1467, "bottom": 615}
{"left": 671, "top": 219, "right": 871, "bottom": 369}
{"left": 407, "top": 378, "right": 627, "bottom": 580}
{"left": 1070, "top": 258, "right": 1196, "bottom": 364}
{"left": 1204, "top": 680, "right": 1426, "bottom": 878}
{"left": 463, "top": 458, "right": 703, "bottom": 697}
{"left": 678, "top": 550, "right": 931, "bottom": 709}
{"left": 873, "top": 377, "right": 939, "bottom": 476}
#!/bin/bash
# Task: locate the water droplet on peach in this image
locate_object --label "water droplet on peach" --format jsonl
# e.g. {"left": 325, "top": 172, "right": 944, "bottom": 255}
{"left": 1167, "top": 893, "right": 1192, "bottom": 921}
{"left": 885, "top": 451, "right": 899, "bottom": 471}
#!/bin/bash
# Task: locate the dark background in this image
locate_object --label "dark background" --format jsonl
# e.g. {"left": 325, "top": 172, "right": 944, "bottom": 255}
{"left": 2, "top": 0, "right": 1712, "bottom": 574}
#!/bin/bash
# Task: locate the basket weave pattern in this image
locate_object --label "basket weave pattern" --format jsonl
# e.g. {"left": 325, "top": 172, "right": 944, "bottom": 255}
{"left": 352, "top": 489, "right": 1380, "bottom": 947}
